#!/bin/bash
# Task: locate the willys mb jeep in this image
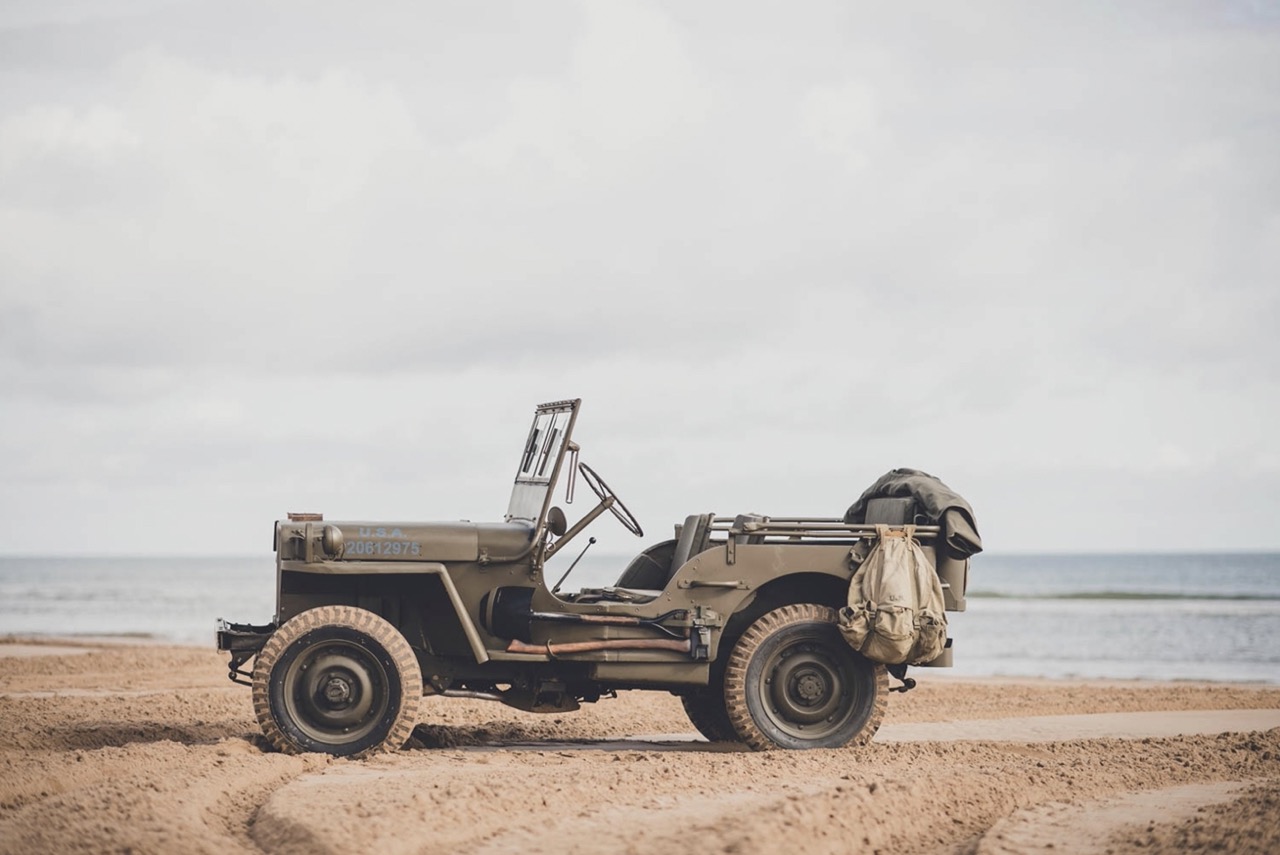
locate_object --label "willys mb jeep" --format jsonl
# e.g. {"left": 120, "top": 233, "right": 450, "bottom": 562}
{"left": 218, "top": 399, "right": 975, "bottom": 756}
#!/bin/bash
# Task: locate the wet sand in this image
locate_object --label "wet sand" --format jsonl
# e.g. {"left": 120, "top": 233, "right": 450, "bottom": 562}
{"left": 2, "top": 638, "right": 1278, "bottom": 854}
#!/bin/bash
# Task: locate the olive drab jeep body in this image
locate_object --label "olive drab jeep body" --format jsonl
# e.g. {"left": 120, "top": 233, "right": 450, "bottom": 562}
{"left": 217, "top": 399, "right": 977, "bottom": 757}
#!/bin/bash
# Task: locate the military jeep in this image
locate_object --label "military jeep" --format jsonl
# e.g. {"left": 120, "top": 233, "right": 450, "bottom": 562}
{"left": 218, "top": 398, "right": 975, "bottom": 756}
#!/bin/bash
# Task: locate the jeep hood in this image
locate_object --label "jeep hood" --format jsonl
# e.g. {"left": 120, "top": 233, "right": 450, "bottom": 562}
{"left": 278, "top": 519, "right": 535, "bottom": 564}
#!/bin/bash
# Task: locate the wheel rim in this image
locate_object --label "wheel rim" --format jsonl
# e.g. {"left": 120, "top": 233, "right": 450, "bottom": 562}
{"left": 755, "top": 633, "right": 859, "bottom": 741}
{"left": 281, "top": 639, "right": 390, "bottom": 746}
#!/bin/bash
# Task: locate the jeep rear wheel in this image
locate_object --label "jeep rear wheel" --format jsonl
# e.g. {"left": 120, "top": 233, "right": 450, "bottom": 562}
{"left": 724, "top": 604, "right": 887, "bottom": 751}
{"left": 681, "top": 691, "right": 740, "bottom": 743}
{"left": 252, "top": 606, "right": 422, "bottom": 758}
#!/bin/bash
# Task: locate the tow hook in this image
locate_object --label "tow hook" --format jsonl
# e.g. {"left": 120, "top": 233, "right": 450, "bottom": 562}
{"left": 887, "top": 663, "right": 915, "bottom": 693}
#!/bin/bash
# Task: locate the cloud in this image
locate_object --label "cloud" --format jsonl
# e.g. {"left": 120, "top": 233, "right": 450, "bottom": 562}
{"left": 462, "top": 1, "right": 709, "bottom": 176}
{"left": 121, "top": 52, "right": 423, "bottom": 212}
{"left": 1, "top": 50, "right": 434, "bottom": 384}
{"left": 0, "top": 1, "right": 1278, "bottom": 553}
{"left": 797, "top": 80, "right": 888, "bottom": 173}
{"left": 0, "top": 103, "right": 139, "bottom": 171}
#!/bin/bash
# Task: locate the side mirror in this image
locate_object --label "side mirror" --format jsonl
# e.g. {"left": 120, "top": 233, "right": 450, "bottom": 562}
{"left": 546, "top": 506, "right": 568, "bottom": 538}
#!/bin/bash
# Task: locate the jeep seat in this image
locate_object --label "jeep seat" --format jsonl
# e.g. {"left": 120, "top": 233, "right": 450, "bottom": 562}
{"left": 667, "top": 513, "right": 714, "bottom": 580}
{"left": 864, "top": 497, "right": 917, "bottom": 526}
{"left": 605, "top": 513, "right": 715, "bottom": 599}
{"left": 730, "top": 513, "right": 768, "bottom": 544}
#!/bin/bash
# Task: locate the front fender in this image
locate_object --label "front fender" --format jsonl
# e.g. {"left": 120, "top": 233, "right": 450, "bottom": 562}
{"left": 277, "top": 560, "right": 491, "bottom": 664}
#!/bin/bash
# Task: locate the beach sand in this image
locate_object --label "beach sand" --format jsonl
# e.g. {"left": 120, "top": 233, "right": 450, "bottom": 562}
{"left": 2, "top": 637, "right": 1277, "bottom": 854}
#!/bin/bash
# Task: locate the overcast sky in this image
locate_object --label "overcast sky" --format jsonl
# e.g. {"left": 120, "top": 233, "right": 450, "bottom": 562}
{"left": 1, "top": 1, "right": 1277, "bottom": 557}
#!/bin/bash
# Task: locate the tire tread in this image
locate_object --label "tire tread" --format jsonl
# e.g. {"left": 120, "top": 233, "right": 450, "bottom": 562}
{"left": 723, "top": 603, "right": 888, "bottom": 751}
{"left": 252, "top": 605, "right": 422, "bottom": 759}
{"left": 681, "top": 692, "right": 740, "bottom": 743}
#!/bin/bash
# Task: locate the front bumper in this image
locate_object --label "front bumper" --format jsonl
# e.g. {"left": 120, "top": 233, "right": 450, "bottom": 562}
{"left": 216, "top": 619, "right": 276, "bottom": 685}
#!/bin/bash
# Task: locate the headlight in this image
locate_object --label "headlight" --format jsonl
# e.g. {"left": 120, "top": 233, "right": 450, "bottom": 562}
{"left": 322, "top": 524, "right": 344, "bottom": 557}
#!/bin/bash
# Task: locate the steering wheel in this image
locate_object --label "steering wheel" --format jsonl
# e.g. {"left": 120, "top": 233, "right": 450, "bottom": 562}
{"left": 578, "top": 462, "right": 644, "bottom": 537}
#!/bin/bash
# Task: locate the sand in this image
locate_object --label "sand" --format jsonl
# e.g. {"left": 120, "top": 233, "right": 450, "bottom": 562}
{"left": 1, "top": 638, "right": 1278, "bottom": 854}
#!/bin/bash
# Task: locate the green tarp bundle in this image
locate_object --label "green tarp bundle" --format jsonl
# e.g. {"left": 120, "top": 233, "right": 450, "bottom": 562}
{"left": 842, "top": 468, "right": 982, "bottom": 559}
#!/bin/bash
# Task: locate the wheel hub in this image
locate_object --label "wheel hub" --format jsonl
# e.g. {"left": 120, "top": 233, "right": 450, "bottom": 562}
{"left": 766, "top": 644, "right": 848, "bottom": 729}
{"left": 323, "top": 676, "right": 353, "bottom": 705}
{"left": 282, "top": 642, "right": 388, "bottom": 745}
{"left": 794, "top": 671, "right": 827, "bottom": 702}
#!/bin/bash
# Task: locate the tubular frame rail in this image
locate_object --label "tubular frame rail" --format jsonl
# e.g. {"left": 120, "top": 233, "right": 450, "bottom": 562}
{"left": 709, "top": 516, "right": 941, "bottom": 543}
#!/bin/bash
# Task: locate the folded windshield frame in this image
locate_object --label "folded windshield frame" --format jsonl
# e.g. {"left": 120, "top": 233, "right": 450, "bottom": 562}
{"left": 506, "top": 399, "right": 580, "bottom": 528}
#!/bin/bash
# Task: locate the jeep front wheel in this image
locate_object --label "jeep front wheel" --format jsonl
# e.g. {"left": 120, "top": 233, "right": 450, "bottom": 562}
{"left": 252, "top": 605, "right": 422, "bottom": 758}
{"left": 723, "top": 604, "right": 887, "bottom": 750}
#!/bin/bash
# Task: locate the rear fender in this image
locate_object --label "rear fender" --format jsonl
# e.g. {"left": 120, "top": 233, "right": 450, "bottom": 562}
{"left": 702, "top": 571, "right": 849, "bottom": 664}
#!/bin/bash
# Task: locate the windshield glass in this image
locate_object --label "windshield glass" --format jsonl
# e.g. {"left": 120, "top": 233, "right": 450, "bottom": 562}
{"left": 507, "top": 400, "right": 578, "bottom": 523}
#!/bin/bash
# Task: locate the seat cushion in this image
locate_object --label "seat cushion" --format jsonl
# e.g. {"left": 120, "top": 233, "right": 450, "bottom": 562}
{"left": 865, "top": 497, "right": 916, "bottom": 526}
{"left": 613, "top": 551, "right": 668, "bottom": 590}
{"left": 668, "top": 513, "right": 713, "bottom": 580}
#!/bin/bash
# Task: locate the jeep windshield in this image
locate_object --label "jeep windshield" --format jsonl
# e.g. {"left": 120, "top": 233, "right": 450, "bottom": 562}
{"left": 506, "top": 399, "right": 579, "bottom": 525}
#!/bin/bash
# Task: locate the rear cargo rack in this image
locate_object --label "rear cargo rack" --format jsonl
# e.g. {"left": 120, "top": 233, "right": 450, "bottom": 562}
{"left": 710, "top": 516, "right": 940, "bottom": 543}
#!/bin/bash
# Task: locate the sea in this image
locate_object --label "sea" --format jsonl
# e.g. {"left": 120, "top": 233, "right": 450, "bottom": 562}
{"left": 1, "top": 552, "right": 1277, "bottom": 684}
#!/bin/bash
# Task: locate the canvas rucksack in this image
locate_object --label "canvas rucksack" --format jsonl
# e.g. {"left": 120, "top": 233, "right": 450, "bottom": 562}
{"left": 838, "top": 524, "right": 948, "bottom": 665}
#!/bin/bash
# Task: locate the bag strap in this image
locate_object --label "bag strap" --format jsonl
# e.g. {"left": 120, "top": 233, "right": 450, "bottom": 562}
{"left": 878, "top": 523, "right": 907, "bottom": 539}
